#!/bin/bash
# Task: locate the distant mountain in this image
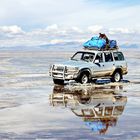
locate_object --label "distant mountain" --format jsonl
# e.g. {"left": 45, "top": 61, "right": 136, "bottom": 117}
{"left": 0, "top": 42, "right": 139, "bottom": 51}
{"left": 120, "top": 44, "right": 140, "bottom": 49}
{"left": 0, "top": 45, "right": 42, "bottom": 51}
{"left": 0, "top": 41, "right": 82, "bottom": 52}
{"left": 39, "top": 41, "right": 82, "bottom": 51}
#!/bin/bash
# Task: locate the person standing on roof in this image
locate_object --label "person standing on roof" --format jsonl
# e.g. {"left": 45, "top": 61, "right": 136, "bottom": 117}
{"left": 99, "top": 33, "right": 109, "bottom": 44}
{"left": 99, "top": 33, "right": 110, "bottom": 50}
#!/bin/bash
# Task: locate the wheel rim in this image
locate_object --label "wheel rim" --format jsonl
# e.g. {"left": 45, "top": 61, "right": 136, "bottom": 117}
{"left": 114, "top": 72, "right": 121, "bottom": 82}
{"left": 81, "top": 74, "right": 88, "bottom": 84}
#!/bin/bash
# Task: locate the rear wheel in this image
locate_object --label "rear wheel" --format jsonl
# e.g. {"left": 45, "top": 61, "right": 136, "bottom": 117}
{"left": 53, "top": 79, "right": 64, "bottom": 85}
{"left": 111, "top": 71, "right": 122, "bottom": 82}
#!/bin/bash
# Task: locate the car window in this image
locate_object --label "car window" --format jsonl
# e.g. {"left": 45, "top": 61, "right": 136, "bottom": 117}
{"left": 113, "top": 52, "right": 124, "bottom": 61}
{"left": 94, "top": 53, "right": 103, "bottom": 63}
{"left": 82, "top": 53, "right": 95, "bottom": 62}
{"left": 71, "top": 52, "right": 95, "bottom": 62}
{"left": 104, "top": 52, "right": 113, "bottom": 62}
{"left": 71, "top": 52, "right": 82, "bottom": 61}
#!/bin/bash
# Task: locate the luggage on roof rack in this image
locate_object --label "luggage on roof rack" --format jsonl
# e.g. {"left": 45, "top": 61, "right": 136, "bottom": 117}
{"left": 83, "top": 36, "right": 106, "bottom": 49}
{"left": 109, "top": 40, "right": 117, "bottom": 49}
{"left": 83, "top": 33, "right": 118, "bottom": 51}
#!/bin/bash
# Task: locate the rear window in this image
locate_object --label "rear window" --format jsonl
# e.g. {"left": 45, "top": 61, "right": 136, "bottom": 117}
{"left": 113, "top": 52, "right": 124, "bottom": 61}
{"left": 104, "top": 52, "right": 113, "bottom": 62}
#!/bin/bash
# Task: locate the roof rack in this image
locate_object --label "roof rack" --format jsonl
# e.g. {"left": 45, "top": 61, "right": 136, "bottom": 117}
{"left": 83, "top": 46, "right": 119, "bottom": 51}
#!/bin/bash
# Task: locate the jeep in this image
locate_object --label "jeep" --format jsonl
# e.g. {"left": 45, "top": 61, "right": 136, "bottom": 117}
{"left": 49, "top": 49, "right": 128, "bottom": 85}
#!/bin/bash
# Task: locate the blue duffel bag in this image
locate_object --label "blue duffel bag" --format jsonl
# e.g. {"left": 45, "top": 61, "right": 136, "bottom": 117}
{"left": 109, "top": 40, "right": 117, "bottom": 48}
{"left": 83, "top": 36, "right": 106, "bottom": 49}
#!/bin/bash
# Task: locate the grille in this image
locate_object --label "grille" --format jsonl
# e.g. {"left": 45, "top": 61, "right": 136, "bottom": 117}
{"left": 53, "top": 66, "right": 64, "bottom": 72}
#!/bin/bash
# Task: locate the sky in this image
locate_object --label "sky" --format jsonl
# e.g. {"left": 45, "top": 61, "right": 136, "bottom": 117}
{"left": 0, "top": 0, "right": 140, "bottom": 47}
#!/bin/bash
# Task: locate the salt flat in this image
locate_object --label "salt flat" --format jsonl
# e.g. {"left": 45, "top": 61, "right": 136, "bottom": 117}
{"left": 0, "top": 49, "right": 139, "bottom": 140}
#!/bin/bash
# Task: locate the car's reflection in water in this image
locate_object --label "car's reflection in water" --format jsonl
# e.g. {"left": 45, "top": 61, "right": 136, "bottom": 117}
{"left": 49, "top": 85, "right": 127, "bottom": 135}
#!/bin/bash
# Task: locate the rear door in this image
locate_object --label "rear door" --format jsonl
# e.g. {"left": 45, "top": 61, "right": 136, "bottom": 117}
{"left": 102, "top": 52, "right": 115, "bottom": 76}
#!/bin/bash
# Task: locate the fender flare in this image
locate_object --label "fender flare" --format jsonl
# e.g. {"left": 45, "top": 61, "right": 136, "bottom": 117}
{"left": 111, "top": 67, "right": 123, "bottom": 76}
{"left": 77, "top": 68, "right": 92, "bottom": 79}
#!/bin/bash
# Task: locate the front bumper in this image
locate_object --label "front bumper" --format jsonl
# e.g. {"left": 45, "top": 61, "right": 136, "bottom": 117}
{"left": 49, "top": 65, "right": 79, "bottom": 80}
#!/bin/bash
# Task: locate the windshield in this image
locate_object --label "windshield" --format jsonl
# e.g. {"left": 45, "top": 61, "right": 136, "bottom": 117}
{"left": 71, "top": 52, "right": 95, "bottom": 62}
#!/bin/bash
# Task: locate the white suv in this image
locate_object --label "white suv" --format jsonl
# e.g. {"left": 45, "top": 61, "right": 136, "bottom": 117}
{"left": 49, "top": 49, "right": 128, "bottom": 85}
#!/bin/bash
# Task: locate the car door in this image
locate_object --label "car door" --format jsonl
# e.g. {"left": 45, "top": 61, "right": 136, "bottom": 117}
{"left": 102, "top": 52, "right": 115, "bottom": 76}
{"left": 92, "top": 52, "right": 106, "bottom": 77}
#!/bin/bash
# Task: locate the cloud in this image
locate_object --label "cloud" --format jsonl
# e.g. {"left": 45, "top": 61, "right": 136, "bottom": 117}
{"left": 0, "top": 25, "right": 24, "bottom": 35}
{"left": 70, "top": 26, "right": 83, "bottom": 33}
{"left": 109, "top": 28, "right": 135, "bottom": 34}
{"left": 50, "top": 39, "right": 66, "bottom": 44}
{"left": 0, "top": 0, "right": 140, "bottom": 31}
{"left": 45, "top": 24, "right": 58, "bottom": 32}
{"left": 87, "top": 25, "right": 103, "bottom": 34}
{"left": 0, "top": 0, "right": 140, "bottom": 48}
{"left": 0, "top": 24, "right": 140, "bottom": 48}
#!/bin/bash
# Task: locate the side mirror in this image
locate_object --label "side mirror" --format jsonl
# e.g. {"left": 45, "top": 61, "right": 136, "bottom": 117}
{"left": 94, "top": 59, "right": 99, "bottom": 63}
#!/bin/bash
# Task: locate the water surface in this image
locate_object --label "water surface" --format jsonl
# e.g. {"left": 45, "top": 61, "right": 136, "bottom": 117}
{"left": 0, "top": 50, "right": 139, "bottom": 140}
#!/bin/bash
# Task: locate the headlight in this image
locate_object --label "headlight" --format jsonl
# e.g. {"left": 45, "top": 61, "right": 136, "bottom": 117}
{"left": 66, "top": 67, "right": 79, "bottom": 73}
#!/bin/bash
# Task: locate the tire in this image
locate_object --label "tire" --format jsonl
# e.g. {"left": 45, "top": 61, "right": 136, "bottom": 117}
{"left": 111, "top": 71, "right": 122, "bottom": 82}
{"left": 77, "top": 73, "right": 90, "bottom": 84}
{"left": 53, "top": 79, "right": 64, "bottom": 85}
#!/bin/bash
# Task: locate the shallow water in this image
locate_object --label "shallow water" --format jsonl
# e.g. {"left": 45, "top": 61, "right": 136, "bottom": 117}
{"left": 0, "top": 50, "right": 140, "bottom": 140}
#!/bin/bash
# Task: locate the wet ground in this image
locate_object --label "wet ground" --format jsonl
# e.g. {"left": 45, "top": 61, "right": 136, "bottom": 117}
{"left": 0, "top": 50, "right": 140, "bottom": 140}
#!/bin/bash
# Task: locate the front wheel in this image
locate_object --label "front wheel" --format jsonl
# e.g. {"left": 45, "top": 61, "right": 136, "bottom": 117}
{"left": 53, "top": 79, "right": 64, "bottom": 85}
{"left": 111, "top": 71, "right": 122, "bottom": 82}
{"left": 77, "top": 73, "right": 90, "bottom": 84}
